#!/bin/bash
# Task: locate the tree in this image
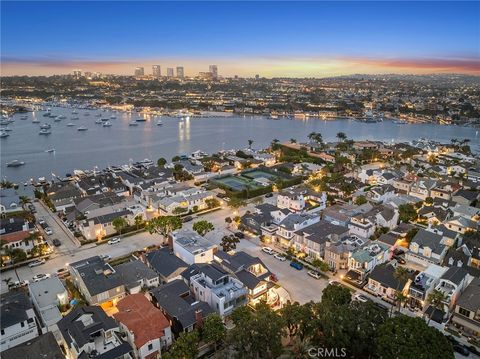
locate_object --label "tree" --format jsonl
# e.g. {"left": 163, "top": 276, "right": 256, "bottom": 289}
{"left": 427, "top": 289, "right": 447, "bottom": 324}
{"left": 394, "top": 290, "right": 408, "bottom": 313}
{"left": 290, "top": 138, "right": 297, "bottom": 144}
{"left": 405, "top": 227, "right": 419, "bottom": 244}
{"left": 248, "top": 139, "right": 254, "bottom": 149}
{"left": 398, "top": 203, "right": 417, "bottom": 223}
{"left": 157, "top": 157, "right": 167, "bottom": 168}
{"left": 375, "top": 316, "right": 453, "bottom": 359}
{"left": 172, "top": 207, "right": 188, "bottom": 215}
{"left": 202, "top": 314, "right": 226, "bottom": 353}
{"left": 112, "top": 217, "right": 128, "bottom": 234}
{"left": 205, "top": 198, "right": 220, "bottom": 209}
{"left": 391, "top": 266, "right": 410, "bottom": 315}
{"left": 228, "top": 197, "right": 246, "bottom": 210}
{"left": 163, "top": 330, "right": 200, "bottom": 359}
{"left": 219, "top": 234, "right": 239, "bottom": 252}
{"left": 146, "top": 216, "right": 182, "bottom": 240}
{"left": 322, "top": 284, "right": 351, "bottom": 306}
{"left": 355, "top": 195, "right": 367, "bottom": 205}
{"left": 172, "top": 155, "right": 181, "bottom": 162}
{"left": 311, "top": 258, "right": 329, "bottom": 272}
{"left": 192, "top": 220, "right": 214, "bottom": 236}
{"left": 336, "top": 132, "right": 347, "bottom": 142}
{"left": 19, "top": 196, "right": 31, "bottom": 208}
{"left": 280, "top": 301, "right": 305, "bottom": 341}
{"left": 228, "top": 302, "right": 285, "bottom": 359}
{"left": 134, "top": 215, "right": 144, "bottom": 229}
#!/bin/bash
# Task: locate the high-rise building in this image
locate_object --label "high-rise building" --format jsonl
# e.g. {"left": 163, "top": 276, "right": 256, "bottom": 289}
{"left": 134, "top": 67, "right": 145, "bottom": 76}
{"left": 209, "top": 65, "right": 218, "bottom": 79}
{"left": 152, "top": 65, "right": 161, "bottom": 77}
{"left": 167, "top": 68, "right": 174, "bottom": 78}
{"left": 73, "top": 69, "right": 82, "bottom": 78}
{"left": 176, "top": 66, "right": 184, "bottom": 79}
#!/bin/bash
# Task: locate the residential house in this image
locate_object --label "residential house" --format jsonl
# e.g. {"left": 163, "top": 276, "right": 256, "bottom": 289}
{"left": 239, "top": 203, "right": 289, "bottom": 241}
{"left": 46, "top": 182, "right": 83, "bottom": 212}
{"left": 150, "top": 279, "right": 214, "bottom": 336}
{"left": 275, "top": 213, "right": 319, "bottom": 247}
{"left": 365, "top": 184, "right": 396, "bottom": 204}
{"left": 432, "top": 266, "right": 473, "bottom": 317}
{"left": 189, "top": 263, "right": 248, "bottom": 316}
{"left": 0, "top": 188, "right": 20, "bottom": 214}
{"left": 79, "top": 209, "right": 133, "bottom": 240}
{"left": 452, "top": 189, "right": 479, "bottom": 206}
{"left": 171, "top": 230, "right": 216, "bottom": 265}
{"left": 324, "top": 242, "right": 354, "bottom": 271}
{"left": 444, "top": 216, "right": 478, "bottom": 234}
{"left": 57, "top": 305, "right": 133, "bottom": 359}
{"left": 292, "top": 220, "right": 349, "bottom": 260}
{"left": 406, "top": 229, "right": 449, "bottom": 267}
{"left": 143, "top": 248, "right": 189, "bottom": 284}
{"left": 114, "top": 294, "right": 173, "bottom": 359}
{"left": 69, "top": 256, "right": 126, "bottom": 307}
{"left": 365, "top": 263, "right": 412, "bottom": 303}
{"left": 1, "top": 332, "right": 64, "bottom": 359}
{"left": 408, "top": 264, "right": 449, "bottom": 310}
{"left": 0, "top": 217, "right": 39, "bottom": 254}
{"left": 409, "top": 179, "right": 437, "bottom": 200}
{"left": 450, "top": 277, "right": 480, "bottom": 336}
{"left": 277, "top": 187, "right": 326, "bottom": 213}
{"left": 115, "top": 260, "right": 159, "bottom": 294}
{"left": 0, "top": 291, "right": 39, "bottom": 352}
{"left": 347, "top": 242, "right": 390, "bottom": 281}
{"left": 28, "top": 276, "right": 69, "bottom": 332}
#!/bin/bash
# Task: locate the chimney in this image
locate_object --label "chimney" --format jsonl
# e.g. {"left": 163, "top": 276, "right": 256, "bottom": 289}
{"left": 195, "top": 309, "right": 204, "bottom": 329}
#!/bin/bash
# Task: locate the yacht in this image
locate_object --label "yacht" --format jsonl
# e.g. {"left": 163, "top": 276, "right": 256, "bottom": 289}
{"left": 45, "top": 148, "right": 55, "bottom": 153}
{"left": 128, "top": 121, "right": 138, "bottom": 126}
{"left": 0, "top": 131, "right": 9, "bottom": 138}
{"left": 156, "top": 120, "right": 163, "bottom": 126}
{"left": 39, "top": 129, "right": 51, "bottom": 135}
{"left": 110, "top": 116, "right": 116, "bottom": 120}
{"left": 40, "top": 123, "right": 51, "bottom": 129}
{"left": 66, "top": 123, "right": 76, "bottom": 127}
{"left": 53, "top": 117, "right": 62, "bottom": 122}
{"left": 6, "top": 160, "right": 25, "bottom": 167}
{"left": 0, "top": 120, "right": 11, "bottom": 126}
{"left": 102, "top": 121, "right": 112, "bottom": 127}
{"left": 2, "top": 127, "right": 13, "bottom": 132}
{"left": 58, "top": 115, "right": 67, "bottom": 120}
{"left": 95, "top": 119, "right": 103, "bottom": 124}
{"left": 32, "top": 119, "right": 40, "bottom": 123}
{"left": 77, "top": 127, "right": 88, "bottom": 131}
{"left": 72, "top": 110, "right": 78, "bottom": 114}
{"left": 20, "top": 115, "right": 28, "bottom": 120}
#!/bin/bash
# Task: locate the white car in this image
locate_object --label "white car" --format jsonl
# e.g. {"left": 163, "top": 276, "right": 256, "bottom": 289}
{"left": 99, "top": 254, "right": 112, "bottom": 260}
{"left": 108, "top": 237, "right": 121, "bottom": 245}
{"left": 353, "top": 293, "right": 369, "bottom": 303}
{"left": 28, "top": 259, "right": 46, "bottom": 268}
{"left": 274, "top": 253, "right": 286, "bottom": 261}
{"left": 45, "top": 228, "right": 53, "bottom": 236}
{"left": 8, "top": 280, "right": 29, "bottom": 289}
{"left": 32, "top": 273, "right": 51, "bottom": 282}
{"left": 307, "top": 270, "right": 322, "bottom": 279}
{"left": 261, "top": 247, "right": 274, "bottom": 255}
{"left": 328, "top": 280, "right": 342, "bottom": 287}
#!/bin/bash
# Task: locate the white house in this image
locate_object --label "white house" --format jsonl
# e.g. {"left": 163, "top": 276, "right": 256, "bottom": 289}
{"left": 171, "top": 230, "right": 216, "bottom": 265}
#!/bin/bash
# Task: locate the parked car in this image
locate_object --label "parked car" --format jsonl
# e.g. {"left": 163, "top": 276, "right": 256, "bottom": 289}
{"left": 453, "top": 344, "right": 470, "bottom": 356}
{"left": 8, "top": 280, "right": 29, "bottom": 289}
{"left": 52, "top": 239, "right": 61, "bottom": 247}
{"left": 234, "top": 232, "right": 245, "bottom": 239}
{"left": 56, "top": 268, "right": 69, "bottom": 278}
{"left": 99, "top": 254, "right": 112, "bottom": 260}
{"left": 262, "top": 247, "right": 274, "bottom": 255}
{"left": 264, "top": 193, "right": 274, "bottom": 198}
{"left": 182, "top": 216, "right": 193, "bottom": 223}
{"left": 45, "top": 228, "right": 53, "bottom": 236}
{"left": 32, "top": 273, "right": 50, "bottom": 282}
{"left": 274, "top": 253, "right": 286, "bottom": 261}
{"left": 108, "top": 237, "right": 121, "bottom": 245}
{"left": 328, "top": 280, "right": 342, "bottom": 287}
{"left": 290, "top": 261, "right": 303, "bottom": 270}
{"left": 28, "top": 259, "right": 46, "bottom": 268}
{"left": 353, "top": 293, "right": 369, "bottom": 303}
{"left": 307, "top": 270, "right": 322, "bottom": 279}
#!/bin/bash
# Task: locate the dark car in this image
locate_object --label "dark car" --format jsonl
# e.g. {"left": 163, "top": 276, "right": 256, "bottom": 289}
{"left": 182, "top": 216, "right": 193, "bottom": 223}
{"left": 290, "top": 261, "right": 303, "bottom": 270}
{"left": 234, "top": 232, "right": 245, "bottom": 239}
{"left": 52, "top": 239, "right": 61, "bottom": 247}
{"left": 265, "top": 193, "right": 274, "bottom": 198}
{"left": 453, "top": 344, "right": 470, "bottom": 356}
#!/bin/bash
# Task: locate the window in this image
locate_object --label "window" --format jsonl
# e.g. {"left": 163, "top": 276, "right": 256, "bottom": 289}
{"left": 459, "top": 307, "right": 471, "bottom": 318}
{"left": 21, "top": 322, "right": 25, "bottom": 327}
{"left": 148, "top": 343, "right": 153, "bottom": 351}
{"left": 1, "top": 329, "right": 4, "bottom": 335}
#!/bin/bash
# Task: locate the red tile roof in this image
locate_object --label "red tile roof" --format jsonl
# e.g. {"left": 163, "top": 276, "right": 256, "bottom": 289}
{"left": 113, "top": 293, "right": 170, "bottom": 349}
{"left": 1, "top": 231, "right": 30, "bottom": 243}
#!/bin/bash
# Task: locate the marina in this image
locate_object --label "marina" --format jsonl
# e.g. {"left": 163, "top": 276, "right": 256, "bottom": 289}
{"left": 1, "top": 106, "right": 478, "bottom": 183}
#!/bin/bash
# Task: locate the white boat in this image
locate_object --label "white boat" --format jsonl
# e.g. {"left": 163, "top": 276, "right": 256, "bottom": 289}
{"left": 39, "top": 129, "right": 51, "bottom": 135}
{"left": 20, "top": 115, "right": 28, "bottom": 120}
{"left": 2, "top": 127, "right": 13, "bottom": 131}
{"left": 102, "top": 121, "right": 112, "bottom": 127}
{"left": 129, "top": 121, "right": 138, "bottom": 126}
{"left": 45, "top": 148, "right": 55, "bottom": 153}
{"left": 6, "top": 160, "right": 25, "bottom": 167}
{"left": 53, "top": 117, "right": 61, "bottom": 122}
{"left": 58, "top": 115, "right": 67, "bottom": 120}
{"left": 72, "top": 110, "right": 78, "bottom": 114}
{"left": 77, "top": 127, "right": 88, "bottom": 131}
{"left": 32, "top": 119, "right": 40, "bottom": 123}
{"left": 40, "top": 123, "right": 51, "bottom": 129}
{"left": 0, "top": 131, "right": 9, "bottom": 138}
{"left": 156, "top": 120, "right": 163, "bottom": 126}
{"left": 66, "top": 123, "right": 76, "bottom": 127}
{"left": 95, "top": 119, "right": 103, "bottom": 124}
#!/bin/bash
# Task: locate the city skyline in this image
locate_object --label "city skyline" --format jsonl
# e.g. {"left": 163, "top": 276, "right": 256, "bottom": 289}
{"left": 1, "top": 1, "right": 479, "bottom": 77}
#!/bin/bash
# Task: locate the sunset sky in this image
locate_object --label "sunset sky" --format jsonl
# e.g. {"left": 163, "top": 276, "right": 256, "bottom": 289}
{"left": 1, "top": 1, "right": 479, "bottom": 77}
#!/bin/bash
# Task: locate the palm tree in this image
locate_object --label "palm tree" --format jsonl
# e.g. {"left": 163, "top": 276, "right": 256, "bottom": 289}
{"left": 290, "top": 138, "right": 297, "bottom": 144}
{"left": 394, "top": 291, "right": 408, "bottom": 313}
{"left": 391, "top": 266, "right": 409, "bottom": 316}
{"left": 248, "top": 139, "right": 254, "bottom": 149}
{"left": 427, "top": 289, "right": 447, "bottom": 324}
{"left": 336, "top": 132, "right": 347, "bottom": 142}
{"left": 19, "top": 196, "right": 31, "bottom": 209}
{"left": 134, "top": 215, "right": 144, "bottom": 230}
